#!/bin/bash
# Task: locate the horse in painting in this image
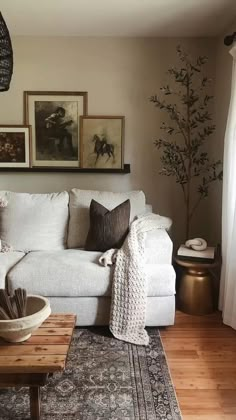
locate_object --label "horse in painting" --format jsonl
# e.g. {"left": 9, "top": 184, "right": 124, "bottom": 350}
{"left": 92, "top": 134, "right": 115, "bottom": 164}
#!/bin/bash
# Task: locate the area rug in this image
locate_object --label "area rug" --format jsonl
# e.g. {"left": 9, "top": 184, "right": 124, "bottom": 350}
{"left": 0, "top": 328, "right": 182, "bottom": 420}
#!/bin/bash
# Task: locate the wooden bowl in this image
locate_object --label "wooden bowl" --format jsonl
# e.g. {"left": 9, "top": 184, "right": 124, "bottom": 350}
{"left": 0, "top": 295, "right": 51, "bottom": 342}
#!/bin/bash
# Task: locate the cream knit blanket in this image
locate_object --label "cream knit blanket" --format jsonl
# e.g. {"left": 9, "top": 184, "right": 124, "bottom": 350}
{"left": 99, "top": 213, "right": 172, "bottom": 346}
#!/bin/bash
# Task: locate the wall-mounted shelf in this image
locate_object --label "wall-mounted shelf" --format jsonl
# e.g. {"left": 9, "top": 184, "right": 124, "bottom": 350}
{"left": 0, "top": 163, "right": 131, "bottom": 174}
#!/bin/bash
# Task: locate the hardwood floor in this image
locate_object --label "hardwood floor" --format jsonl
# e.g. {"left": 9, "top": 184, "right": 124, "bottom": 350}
{"left": 161, "top": 311, "right": 236, "bottom": 420}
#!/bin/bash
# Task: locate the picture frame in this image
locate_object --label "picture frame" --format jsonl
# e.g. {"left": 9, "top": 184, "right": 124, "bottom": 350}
{"left": 80, "top": 116, "right": 124, "bottom": 170}
{"left": 0, "top": 125, "right": 31, "bottom": 168}
{"left": 24, "top": 91, "right": 88, "bottom": 167}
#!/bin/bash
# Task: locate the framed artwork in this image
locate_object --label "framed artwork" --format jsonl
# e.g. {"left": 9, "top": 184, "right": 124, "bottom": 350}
{"left": 24, "top": 91, "right": 88, "bottom": 167}
{"left": 80, "top": 116, "right": 124, "bottom": 169}
{"left": 0, "top": 125, "right": 31, "bottom": 168}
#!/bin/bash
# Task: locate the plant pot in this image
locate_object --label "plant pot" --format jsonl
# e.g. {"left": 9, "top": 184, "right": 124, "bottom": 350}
{"left": 0, "top": 295, "right": 51, "bottom": 342}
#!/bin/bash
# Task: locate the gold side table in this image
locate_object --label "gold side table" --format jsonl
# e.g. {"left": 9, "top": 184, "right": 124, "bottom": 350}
{"left": 175, "top": 255, "right": 221, "bottom": 315}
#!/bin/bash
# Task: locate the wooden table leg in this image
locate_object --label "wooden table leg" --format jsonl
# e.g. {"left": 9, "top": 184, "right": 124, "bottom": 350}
{"left": 30, "top": 386, "right": 41, "bottom": 420}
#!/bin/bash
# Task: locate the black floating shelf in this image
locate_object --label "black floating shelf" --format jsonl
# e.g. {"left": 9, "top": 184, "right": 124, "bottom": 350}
{"left": 0, "top": 163, "right": 131, "bottom": 174}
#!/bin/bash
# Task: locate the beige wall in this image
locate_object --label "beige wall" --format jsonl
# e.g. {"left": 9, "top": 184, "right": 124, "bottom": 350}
{"left": 0, "top": 36, "right": 219, "bottom": 245}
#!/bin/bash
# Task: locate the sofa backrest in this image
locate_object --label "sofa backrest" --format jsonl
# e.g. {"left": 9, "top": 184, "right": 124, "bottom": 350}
{"left": 67, "top": 189, "right": 146, "bottom": 249}
{"left": 0, "top": 189, "right": 147, "bottom": 252}
{"left": 0, "top": 191, "right": 69, "bottom": 252}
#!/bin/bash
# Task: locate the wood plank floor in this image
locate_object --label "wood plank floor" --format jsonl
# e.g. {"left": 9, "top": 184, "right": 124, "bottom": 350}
{"left": 161, "top": 311, "right": 236, "bottom": 420}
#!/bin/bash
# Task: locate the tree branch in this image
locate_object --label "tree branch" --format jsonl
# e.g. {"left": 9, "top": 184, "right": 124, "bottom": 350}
{"left": 189, "top": 195, "right": 203, "bottom": 220}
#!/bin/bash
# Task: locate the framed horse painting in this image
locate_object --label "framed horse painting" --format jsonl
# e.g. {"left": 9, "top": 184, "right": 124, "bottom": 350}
{"left": 24, "top": 91, "right": 88, "bottom": 167}
{"left": 80, "top": 116, "right": 124, "bottom": 170}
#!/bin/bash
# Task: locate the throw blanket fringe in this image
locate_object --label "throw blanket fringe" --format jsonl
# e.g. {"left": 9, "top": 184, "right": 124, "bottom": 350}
{"left": 99, "top": 213, "right": 172, "bottom": 346}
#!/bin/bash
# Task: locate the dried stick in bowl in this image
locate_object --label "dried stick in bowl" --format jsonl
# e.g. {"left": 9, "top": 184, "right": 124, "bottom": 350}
{"left": 14, "top": 288, "right": 27, "bottom": 318}
{"left": 0, "top": 289, "right": 16, "bottom": 319}
{"left": 0, "top": 307, "right": 10, "bottom": 320}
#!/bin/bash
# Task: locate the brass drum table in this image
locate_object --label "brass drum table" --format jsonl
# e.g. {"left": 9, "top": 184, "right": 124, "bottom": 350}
{"left": 175, "top": 256, "right": 220, "bottom": 315}
{"left": 0, "top": 313, "right": 76, "bottom": 420}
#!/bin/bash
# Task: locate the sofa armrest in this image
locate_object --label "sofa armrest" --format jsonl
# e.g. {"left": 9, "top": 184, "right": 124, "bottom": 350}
{"left": 0, "top": 252, "right": 25, "bottom": 289}
{"left": 144, "top": 229, "right": 173, "bottom": 265}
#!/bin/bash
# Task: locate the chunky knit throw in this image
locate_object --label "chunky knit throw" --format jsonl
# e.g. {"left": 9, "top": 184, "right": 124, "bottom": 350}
{"left": 99, "top": 213, "right": 172, "bottom": 346}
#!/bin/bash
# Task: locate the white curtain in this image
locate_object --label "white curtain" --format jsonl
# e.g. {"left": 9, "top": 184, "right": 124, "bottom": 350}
{"left": 219, "top": 44, "right": 236, "bottom": 329}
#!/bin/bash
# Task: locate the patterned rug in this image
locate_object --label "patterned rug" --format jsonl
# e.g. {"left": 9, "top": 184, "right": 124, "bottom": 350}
{"left": 0, "top": 328, "right": 182, "bottom": 420}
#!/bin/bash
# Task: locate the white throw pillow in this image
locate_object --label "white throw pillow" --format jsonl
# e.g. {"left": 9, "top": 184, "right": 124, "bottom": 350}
{"left": 67, "top": 189, "right": 146, "bottom": 248}
{"left": 0, "top": 191, "right": 69, "bottom": 252}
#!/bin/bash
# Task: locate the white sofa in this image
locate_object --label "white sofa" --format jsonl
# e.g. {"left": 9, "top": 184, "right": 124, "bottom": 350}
{"left": 0, "top": 189, "right": 176, "bottom": 326}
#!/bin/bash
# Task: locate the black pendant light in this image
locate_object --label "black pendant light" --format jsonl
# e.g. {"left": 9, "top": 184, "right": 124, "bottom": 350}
{"left": 0, "top": 12, "right": 13, "bottom": 92}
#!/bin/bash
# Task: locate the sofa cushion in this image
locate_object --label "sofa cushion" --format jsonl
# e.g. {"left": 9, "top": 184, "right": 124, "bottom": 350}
{"left": 7, "top": 250, "right": 176, "bottom": 298}
{"left": 8, "top": 250, "right": 112, "bottom": 297}
{"left": 67, "top": 189, "right": 146, "bottom": 248}
{"left": 0, "top": 191, "right": 69, "bottom": 252}
{"left": 85, "top": 199, "right": 130, "bottom": 252}
{"left": 0, "top": 251, "right": 25, "bottom": 289}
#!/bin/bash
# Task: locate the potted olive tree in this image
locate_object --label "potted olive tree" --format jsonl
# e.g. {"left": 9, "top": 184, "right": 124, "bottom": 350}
{"left": 150, "top": 46, "right": 222, "bottom": 239}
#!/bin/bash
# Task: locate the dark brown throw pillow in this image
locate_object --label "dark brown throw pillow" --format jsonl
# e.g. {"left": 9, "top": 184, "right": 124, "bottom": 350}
{"left": 85, "top": 199, "right": 130, "bottom": 252}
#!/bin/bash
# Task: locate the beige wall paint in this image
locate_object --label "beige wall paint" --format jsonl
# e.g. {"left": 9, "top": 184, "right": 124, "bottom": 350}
{"left": 0, "top": 36, "right": 218, "bottom": 245}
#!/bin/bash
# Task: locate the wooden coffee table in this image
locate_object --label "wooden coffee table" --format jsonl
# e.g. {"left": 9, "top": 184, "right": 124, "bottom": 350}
{"left": 0, "top": 313, "right": 76, "bottom": 420}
